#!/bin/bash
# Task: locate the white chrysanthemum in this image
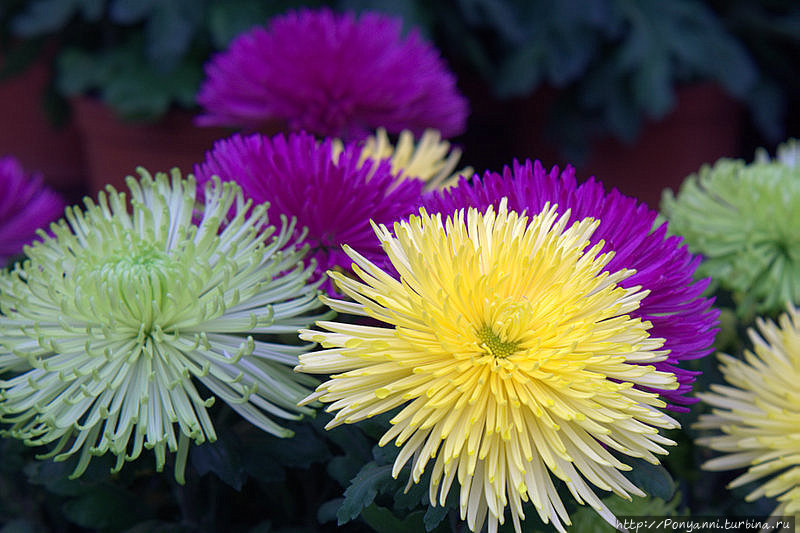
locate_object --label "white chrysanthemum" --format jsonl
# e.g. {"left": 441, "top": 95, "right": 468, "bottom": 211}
{"left": 0, "top": 168, "right": 330, "bottom": 481}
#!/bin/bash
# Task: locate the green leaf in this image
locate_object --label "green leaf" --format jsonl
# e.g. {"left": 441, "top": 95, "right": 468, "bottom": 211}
{"left": 336, "top": 462, "right": 395, "bottom": 525}
{"left": 263, "top": 423, "right": 332, "bottom": 469}
{"left": 145, "top": 1, "right": 202, "bottom": 72}
{"left": 62, "top": 486, "right": 144, "bottom": 531}
{"left": 0, "top": 520, "right": 42, "bottom": 533}
{"left": 208, "top": 0, "right": 273, "bottom": 49}
{"left": 495, "top": 43, "right": 544, "bottom": 98}
{"left": 190, "top": 433, "right": 247, "bottom": 490}
{"left": 361, "top": 504, "right": 426, "bottom": 533}
{"left": 122, "top": 520, "right": 192, "bottom": 533}
{"left": 317, "top": 498, "right": 343, "bottom": 524}
{"left": 109, "top": 0, "right": 156, "bottom": 24}
{"left": 11, "top": 0, "right": 79, "bottom": 36}
{"left": 56, "top": 48, "right": 104, "bottom": 96}
{"left": 76, "top": 0, "right": 103, "bottom": 21}
{"left": 622, "top": 457, "right": 676, "bottom": 501}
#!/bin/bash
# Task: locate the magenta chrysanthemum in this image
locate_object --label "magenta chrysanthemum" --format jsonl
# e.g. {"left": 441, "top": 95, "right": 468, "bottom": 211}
{"left": 194, "top": 131, "right": 423, "bottom": 293}
{"left": 0, "top": 156, "right": 64, "bottom": 266}
{"left": 196, "top": 8, "right": 468, "bottom": 140}
{"left": 425, "top": 160, "right": 719, "bottom": 411}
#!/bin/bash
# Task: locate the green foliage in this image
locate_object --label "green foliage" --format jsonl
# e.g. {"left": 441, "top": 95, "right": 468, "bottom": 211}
{"left": 436, "top": 0, "right": 786, "bottom": 156}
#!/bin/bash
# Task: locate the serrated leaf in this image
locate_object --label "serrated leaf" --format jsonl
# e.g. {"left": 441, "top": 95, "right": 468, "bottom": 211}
{"left": 360, "top": 504, "right": 426, "bottom": 533}
{"left": 76, "top": 0, "right": 103, "bottom": 21}
{"left": 144, "top": 1, "right": 201, "bottom": 72}
{"left": 495, "top": 43, "right": 544, "bottom": 98}
{"left": 622, "top": 458, "right": 676, "bottom": 501}
{"left": 327, "top": 455, "right": 363, "bottom": 487}
{"left": 317, "top": 498, "right": 343, "bottom": 524}
{"left": 337, "top": 462, "right": 395, "bottom": 525}
{"left": 263, "top": 423, "right": 332, "bottom": 468}
{"left": 0, "top": 519, "right": 41, "bottom": 533}
{"left": 10, "top": 0, "right": 78, "bottom": 36}
{"left": 56, "top": 48, "right": 103, "bottom": 95}
{"left": 109, "top": 0, "right": 156, "bottom": 24}
{"left": 423, "top": 481, "right": 458, "bottom": 531}
{"left": 62, "top": 486, "right": 144, "bottom": 530}
{"left": 190, "top": 433, "right": 247, "bottom": 491}
{"left": 208, "top": 0, "right": 272, "bottom": 49}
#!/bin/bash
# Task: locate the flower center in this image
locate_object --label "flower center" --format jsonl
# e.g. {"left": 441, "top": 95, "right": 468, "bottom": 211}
{"left": 476, "top": 324, "right": 520, "bottom": 358}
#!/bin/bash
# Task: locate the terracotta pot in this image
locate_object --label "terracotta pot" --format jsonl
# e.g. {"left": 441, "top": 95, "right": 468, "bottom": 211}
{"left": 513, "top": 83, "right": 743, "bottom": 209}
{"left": 71, "top": 97, "right": 236, "bottom": 195}
{"left": 0, "top": 55, "right": 87, "bottom": 202}
{"left": 579, "top": 83, "right": 743, "bottom": 208}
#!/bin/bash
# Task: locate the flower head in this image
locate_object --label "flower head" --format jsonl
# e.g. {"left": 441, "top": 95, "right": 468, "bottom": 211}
{"left": 696, "top": 305, "right": 800, "bottom": 517}
{"left": 194, "top": 131, "right": 423, "bottom": 294}
{"left": 425, "top": 160, "right": 718, "bottom": 411}
{"left": 296, "top": 200, "right": 680, "bottom": 533}
{"left": 196, "top": 8, "right": 468, "bottom": 140}
{"left": 0, "top": 155, "right": 64, "bottom": 266}
{"left": 0, "top": 169, "right": 328, "bottom": 481}
{"left": 350, "top": 128, "right": 472, "bottom": 191}
{"left": 661, "top": 141, "right": 800, "bottom": 315}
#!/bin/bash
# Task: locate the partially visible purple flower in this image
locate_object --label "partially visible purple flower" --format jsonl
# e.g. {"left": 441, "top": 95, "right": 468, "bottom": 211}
{"left": 0, "top": 156, "right": 64, "bottom": 266}
{"left": 196, "top": 8, "right": 468, "bottom": 141}
{"left": 425, "top": 159, "right": 719, "bottom": 411}
{"left": 194, "top": 131, "right": 423, "bottom": 293}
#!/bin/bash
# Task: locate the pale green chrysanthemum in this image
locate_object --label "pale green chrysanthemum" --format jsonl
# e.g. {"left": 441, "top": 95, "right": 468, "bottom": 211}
{"left": 696, "top": 305, "right": 800, "bottom": 518}
{"left": 0, "top": 168, "right": 330, "bottom": 481}
{"left": 661, "top": 141, "right": 800, "bottom": 314}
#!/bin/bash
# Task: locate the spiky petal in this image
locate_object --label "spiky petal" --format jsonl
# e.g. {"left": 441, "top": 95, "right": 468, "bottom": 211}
{"left": 0, "top": 155, "right": 64, "bottom": 266}
{"left": 662, "top": 141, "right": 800, "bottom": 315}
{"left": 425, "top": 160, "right": 718, "bottom": 411}
{"left": 196, "top": 8, "right": 468, "bottom": 140}
{"left": 0, "top": 169, "right": 330, "bottom": 481}
{"left": 696, "top": 305, "right": 800, "bottom": 517}
{"left": 297, "top": 200, "right": 680, "bottom": 533}
{"left": 194, "top": 131, "right": 423, "bottom": 294}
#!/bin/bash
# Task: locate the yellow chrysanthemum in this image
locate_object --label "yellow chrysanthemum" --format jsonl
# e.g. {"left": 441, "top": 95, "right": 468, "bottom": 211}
{"left": 295, "top": 200, "right": 679, "bottom": 532}
{"left": 333, "top": 128, "right": 471, "bottom": 190}
{"left": 696, "top": 305, "right": 800, "bottom": 517}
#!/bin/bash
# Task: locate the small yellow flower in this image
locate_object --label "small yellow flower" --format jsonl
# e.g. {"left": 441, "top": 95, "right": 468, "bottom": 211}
{"left": 296, "top": 200, "right": 679, "bottom": 532}
{"left": 696, "top": 305, "right": 800, "bottom": 517}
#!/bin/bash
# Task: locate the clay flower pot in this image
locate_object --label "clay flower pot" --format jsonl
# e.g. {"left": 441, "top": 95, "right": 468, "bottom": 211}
{"left": 0, "top": 56, "right": 87, "bottom": 202}
{"left": 71, "top": 97, "right": 234, "bottom": 194}
{"left": 578, "top": 83, "right": 743, "bottom": 208}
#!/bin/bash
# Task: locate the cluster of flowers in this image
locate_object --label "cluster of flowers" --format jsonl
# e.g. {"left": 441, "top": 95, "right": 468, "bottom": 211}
{"left": 0, "top": 6, "right": 798, "bottom": 533}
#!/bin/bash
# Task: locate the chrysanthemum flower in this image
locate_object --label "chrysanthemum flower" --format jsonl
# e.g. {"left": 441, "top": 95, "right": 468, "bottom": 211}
{"left": 350, "top": 128, "right": 472, "bottom": 191}
{"left": 195, "top": 8, "right": 468, "bottom": 140}
{"left": 194, "top": 131, "right": 423, "bottom": 294}
{"left": 424, "top": 160, "right": 718, "bottom": 412}
{"left": 696, "top": 305, "right": 800, "bottom": 517}
{"left": 296, "top": 200, "right": 680, "bottom": 533}
{"left": 0, "top": 155, "right": 64, "bottom": 266}
{"left": 0, "top": 169, "right": 329, "bottom": 481}
{"left": 661, "top": 142, "right": 800, "bottom": 315}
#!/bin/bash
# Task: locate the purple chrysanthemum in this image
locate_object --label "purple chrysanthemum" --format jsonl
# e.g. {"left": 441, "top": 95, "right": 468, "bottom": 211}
{"left": 425, "top": 159, "right": 719, "bottom": 411}
{"left": 194, "top": 131, "right": 423, "bottom": 294}
{"left": 196, "top": 8, "right": 468, "bottom": 141}
{"left": 0, "top": 156, "right": 64, "bottom": 266}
